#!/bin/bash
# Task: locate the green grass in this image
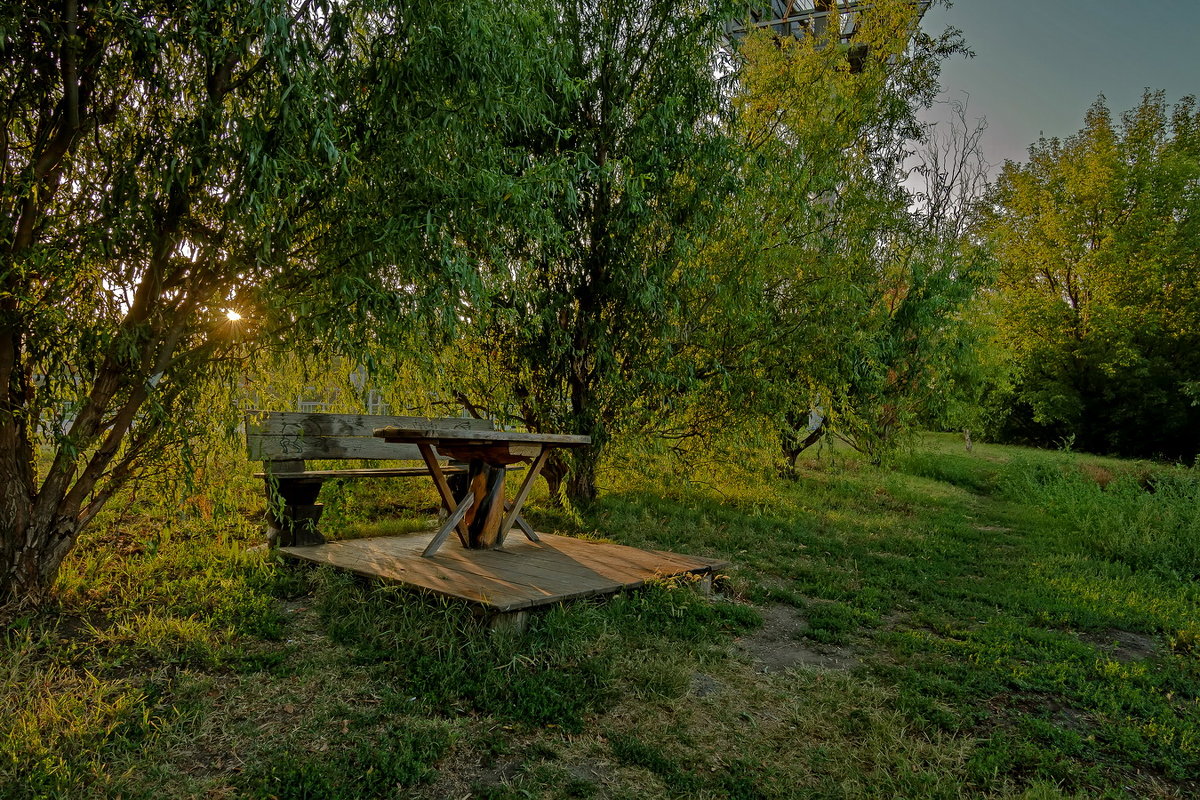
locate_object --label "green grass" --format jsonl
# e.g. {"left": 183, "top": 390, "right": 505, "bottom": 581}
{"left": 3, "top": 431, "right": 1199, "bottom": 798}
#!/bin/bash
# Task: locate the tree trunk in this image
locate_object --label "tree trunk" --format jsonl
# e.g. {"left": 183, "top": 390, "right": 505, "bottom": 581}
{"left": 780, "top": 410, "right": 825, "bottom": 475}
{"left": 542, "top": 450, "right": 599, "bottom": 507}
{"left": 1, "top": 499, "right": 80, "bottom": 607}
{"left": 563, "top": 461, "right": 598, "bottom": 504}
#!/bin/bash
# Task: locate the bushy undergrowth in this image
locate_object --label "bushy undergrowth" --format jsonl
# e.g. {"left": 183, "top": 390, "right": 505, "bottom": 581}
{"left": 237, "top": 719, "right": 453, "bottom": 800}
{"left": 0, "top": 640, "right": 157, "bottom": 800}
{"left": 1000, "top": 457, "right": 1200, "bottom": 580}
{"left": 0, "top": 537, "right": 303, "bottom": 798}
{"left": 901, "top": 442, "right": 1200, "bottom": 580}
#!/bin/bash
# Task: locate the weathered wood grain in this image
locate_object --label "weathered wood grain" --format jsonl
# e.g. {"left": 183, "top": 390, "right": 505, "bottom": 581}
{"left": 246, "top": 412, "right": 490, "bottom": 545}
{"left": 278, "top": 531, "right": 729, "bottom": 613}
{"left": 417, "top": 443, "right": 471, "bottom": 546}
{"left": 468, "top": 463, "right": 507, "bottom": 548}
{"left": 497, "top": 449, "right": 550, "bottom": 545}
{"left": 422, "top": 493, "right": 475, "bottom": 557}
{"left": 246, "top": 412, "right": 491, "bottom": 461}
{"left": 373, "top": 427, "right": 591, "bottom": 447}
{"left": 253, "top": 467, "right": 468, "bottom": 480}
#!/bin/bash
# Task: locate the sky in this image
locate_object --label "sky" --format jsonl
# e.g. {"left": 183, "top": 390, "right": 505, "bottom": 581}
{"left": 918, "top": 0, "right": 1200, "bottom": 169}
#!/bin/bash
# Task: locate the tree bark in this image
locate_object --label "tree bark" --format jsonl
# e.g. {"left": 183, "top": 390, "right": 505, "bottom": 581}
{"left": 1, "top": 501, "right": 80, "bottom": 608}
{"left": 542, "top": 451, "right": 599, "bottom": 507}
{"left": 0, "top": 4, "right": 230, "bottom": 606}
{"left": 780, "top": 411, "right": 825, "bottom": 475}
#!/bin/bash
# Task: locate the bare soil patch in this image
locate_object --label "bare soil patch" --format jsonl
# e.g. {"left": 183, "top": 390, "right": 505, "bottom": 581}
{"left": 1084, "top": 628, "right": 1159, "bottom": 662}
{"left": 734, "top": 605, "right": 861, "bottom": 673}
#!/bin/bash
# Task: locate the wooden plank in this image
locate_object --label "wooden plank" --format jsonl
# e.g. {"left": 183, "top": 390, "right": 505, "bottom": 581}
{"left": 417, "top": 443, "right": 470, "bottom": 546}
{"left": 496, "top": 448, "right": 549, "bottom": 545}
{"left": 535, "top": 534, "right": 719, "bottom": 574}
{"left": 423, "top": 536, "right": 699, "bottom": 597}
{"left": 436, "top": 551, "right": 633, "bottom": 606}
{"left": 245, "top": 412, "right": 492, "bottom": 461}
{"left": 288, "top": 528, "right": 719, "bottom": 588}
{"left": 509, "top": 508, "right": 539, "bottom": 543}
{"left": 247, "top": 434, "right": 426, "bottom": 462}
{"left": 490, "top": 538, "right": 656, "bottom": 582}
{"left": 278, "top": 530, "right": 723, "bottom": 613}
{"left": 281, "top": 543, "right": 537, "bottom": 611}
{"left": 373, "top": 427, "right": 591, "bottom": 447}
{"left": 247, "top": 411, "right": 493, "bottom": 437}
{"left": 434, "top": 443, "right": 529, "bottom": 465}
{"left": 520, "top": 551, "right": 666, "bottom": 586}
{"left": 252, "top": 467, "right": 468, "bottom": 480}
{"left": 424, "top": 541, "right": 631, "bottom": 590}
{"left": 281, "top": 536, "right": 535, "bottom": 604}
{"left": 506, "top": 535, "right": 720, "bottom": 584}
{"left": 348, "top": 544, "right": 559, "bottom": 610}
{"left": 422, "top": 493, "right": 474, "bottom": 557}
{"left": 419, "top": 549, "right": 624, "bottom": 600}
{"left": 464, "top": 532, "right": 716, "bottom": 584}
{"left": 538, "top": 547, "right": 715, "bottom": 585}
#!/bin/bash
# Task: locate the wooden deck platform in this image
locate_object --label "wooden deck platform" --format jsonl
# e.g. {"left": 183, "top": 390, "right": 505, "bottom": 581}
{"left": 279, "top": 531, "right": 727, "bottom": 613}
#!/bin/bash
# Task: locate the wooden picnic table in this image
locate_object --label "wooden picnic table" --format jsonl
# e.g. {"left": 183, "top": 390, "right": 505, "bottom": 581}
{"left": 372, "top": 426, "right": 591, "bottom": 556}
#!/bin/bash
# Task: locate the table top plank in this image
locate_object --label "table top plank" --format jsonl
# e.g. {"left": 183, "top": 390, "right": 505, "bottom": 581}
{"left": 373, "top": 427, "right": 591, "bottom": 447}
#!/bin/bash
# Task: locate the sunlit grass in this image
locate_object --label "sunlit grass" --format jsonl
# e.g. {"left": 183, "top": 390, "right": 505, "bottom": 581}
{"left": 3, "top": 428, "right": 1198, "bottom": 797}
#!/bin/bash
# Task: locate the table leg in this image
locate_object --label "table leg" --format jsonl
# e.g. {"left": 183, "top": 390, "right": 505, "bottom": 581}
{"left": 507, "top": 507, "right": 539, "bottom": 543}
{"left": 422, "top": 493, "right": 474, "bottom": 557}
{"left": 264, "top": 477, "right": 326, "bottom": 547}
{"left": 465, "top": 460, "right": 507, "bottom": 548}
{"left": 417, "top": 444, "right": 469, "bottom": 548}
{"left": 496, "top": 448, "right": 551, "bottom": 546}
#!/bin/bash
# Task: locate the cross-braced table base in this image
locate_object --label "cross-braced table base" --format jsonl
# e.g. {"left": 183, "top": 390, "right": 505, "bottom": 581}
{"left": 417, "top": 443, "right": 550, "bottom": 557}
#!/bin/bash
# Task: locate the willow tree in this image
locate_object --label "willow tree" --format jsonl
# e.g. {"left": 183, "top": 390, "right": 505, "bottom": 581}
{"left": 466, "top": 0, "right": 738, "bottom": 502}
{"left": 0, "top": 0, "right": 542, "bottom": 604}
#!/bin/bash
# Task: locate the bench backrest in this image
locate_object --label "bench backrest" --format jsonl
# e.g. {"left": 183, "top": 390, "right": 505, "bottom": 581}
{"left": 245, "top": 411, "right": 493, "bottom": 462}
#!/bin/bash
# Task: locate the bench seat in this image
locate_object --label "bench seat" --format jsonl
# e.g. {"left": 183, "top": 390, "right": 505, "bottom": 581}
{"left": 246, "top": 411, "right": 493, "bottom": 546}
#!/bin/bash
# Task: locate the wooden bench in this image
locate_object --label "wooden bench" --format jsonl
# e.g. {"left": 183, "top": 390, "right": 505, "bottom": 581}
{"left": 245, "top": 411, "right": 492, "bottom": 546}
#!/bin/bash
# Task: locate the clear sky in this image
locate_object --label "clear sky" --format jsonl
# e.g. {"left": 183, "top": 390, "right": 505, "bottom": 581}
{"left": 919, "top": 0, "right": 1200, "bottom": 168}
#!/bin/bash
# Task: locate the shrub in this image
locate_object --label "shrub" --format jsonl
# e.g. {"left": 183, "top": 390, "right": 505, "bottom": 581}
{"left": 1001, "top": 458, "right": 1200, "bottom": 579}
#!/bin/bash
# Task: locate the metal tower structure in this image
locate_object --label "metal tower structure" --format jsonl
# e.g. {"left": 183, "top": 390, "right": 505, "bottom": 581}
{"left": 725, "top": 1, "right": 932, "bottom": 69}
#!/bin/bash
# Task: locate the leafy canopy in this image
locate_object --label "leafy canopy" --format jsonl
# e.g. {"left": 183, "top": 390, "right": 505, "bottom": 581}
{"left": 982, "top": 92, "right": 1200, "bottom": 459}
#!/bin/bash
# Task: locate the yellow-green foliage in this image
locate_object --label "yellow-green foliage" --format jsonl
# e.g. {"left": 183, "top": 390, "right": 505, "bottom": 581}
{"left": 981, "top": 92, "right": 1200, "bottom": 457}
{"left": 1, "top": 635, "right": 155, "bottom": 798}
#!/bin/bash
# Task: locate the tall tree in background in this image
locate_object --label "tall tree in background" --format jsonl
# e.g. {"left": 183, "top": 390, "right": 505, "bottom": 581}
{"left": 982, "top": 92, "right": 1200, "bottom": 458}
{"left": 470, "top": 0, "right": 737, "bottom": 502}
{"left": 0, "top": 0, "right": 542, "bottom": 604}
{"left": 683, "top": 0, "right": 979, "bottom": 467}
